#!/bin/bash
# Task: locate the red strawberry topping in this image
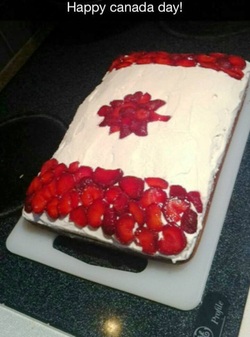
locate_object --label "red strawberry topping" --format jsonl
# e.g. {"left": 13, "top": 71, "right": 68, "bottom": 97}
{"left": 135, "top": 228, "right": 158, "bottom": 255}
{"left": 145, "top": 203, "right": 164, "bottom": 231}
{"left": 109, "top": 52, "right": 246, "bottom": 79}
{"left": 158, "top": 225, "right": 187, "bottom": 255}
{"left": 25, "top": 158, "right": 204, "bottom": 258}
{"left": 98, "top": 91, "right": 170, "bottom": 138}
{"left": 69, "top": 206, "right": 87, "bottom": 227}
{"left": 115, "top": 214, "right": 135, "bottom": 244}
{"left": 119, "top": 176, "right": 145, "bottom": 199}
{"left": 181, "top": 208, "right": 198, "bottom": 234}
{"left": 93, "top": 167, "right": 123, "bottom": 187}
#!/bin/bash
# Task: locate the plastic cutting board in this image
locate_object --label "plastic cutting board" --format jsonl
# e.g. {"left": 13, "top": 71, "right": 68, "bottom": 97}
{"left": 6, "top": 86, "right": 250, "bottom": 311}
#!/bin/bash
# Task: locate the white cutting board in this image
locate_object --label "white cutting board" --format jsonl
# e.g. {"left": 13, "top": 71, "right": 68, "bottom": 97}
{"left": 6, "top": 86, "right": 250, "bottom": 311}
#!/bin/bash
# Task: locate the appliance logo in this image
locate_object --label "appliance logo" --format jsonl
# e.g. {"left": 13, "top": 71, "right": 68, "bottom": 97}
{"left": 193, "top": 326, "right": 214, "bottom": 337}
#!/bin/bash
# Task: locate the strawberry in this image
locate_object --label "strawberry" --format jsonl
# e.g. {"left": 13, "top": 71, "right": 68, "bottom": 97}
{"left": 158, "top": 225, "right": 187, "bottom": 255}
{"left": 135, "top": 228, "right": 158, "bottom": 254}
{"left": 40, "top": 158, "right": 58, "bottom": 175}
{"left": 149, "top": 111, "right": 171, "bottom": 122}
{"left": 119, "top": 176, "right": 145, "bottom": 199}
{"left": 56, "top": 173, "right": 75, "bottom": 195}
{"left": 228, "top": 55, "right": 246, "bottom": 69}
{"left": 40, "top": 170, "right": 54, "bottom": 185}
{"left": 58, "top": 190, "right": 79, "bottom": 216}
{"left": 87, "top": 199, "right": 107, "bottom": 228}
{"left": 74, "top": 165, "right": 93, "bottom": 182}
{"left": 128, "top": 201, "right": 145, "bottom": 226}
{"left": 187, "top": 191, "right": 203, "bottom": 213}
{"left": 145, "top": 203, "right": 164, "bottom": 231}
{"left": 104, "top": 186, "right": 122, "bottom": 204}
{"left": 93, "top": 167, "right": 123, "bottom": 187}
{"left": 31, "top": 191, "right": 48, "bottom": 213}
{"left": 162, "top": 198, "right": 189, "bottom": 223}
{"left": 68, "top": 161, "right": 79, "bottom": 173}
{"left": 102, "top": 208, "right": 117, "bottom": 236}
{"left": 181, "top": 208, "right": 198, "bottom": 234}
{"left": 81, "top": 185, "right": 104, "bottom": 207}
{"left": 140, "top": 188, "right": 167, "bottom": 208}
{"left": 46, "top": 197, "right": 59, "bottom": 219}
{"left": 26, "top": 176, "right": 42, "bottom": 196}
{"left": 115, "top": 214, "right": 135, "bottom": 244}
{"left": 170, "top": 185, "right": 187, "bottom": 200}
{"left": 69, "top": 206, "right": 87, "bottom": 227}
{"left": 113, "top": 192, "right": 129, "bottom": 214}
{"left": 145, "top": 177, "right": 168, "bottom": 189}
{"left": 53, "top": 163, "right": 68, "bottom": 177}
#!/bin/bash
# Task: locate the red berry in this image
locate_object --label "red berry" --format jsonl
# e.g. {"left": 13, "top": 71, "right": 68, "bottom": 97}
{"left": 145, "top": 203, "right": 164, "bottom": 231}
{"left": 228, "top": 55, "right": 246, "bottom": 69}
{"left": 162, "top": 198, "right": 189, "bottom": 222}
{"left": 69, "top": 206, "right": 87, "bottom": 227}
{"left": 93, "top": 167, "right": 123, "bottom": 187}
{"left": 87, "top": 199, "right": 107, "bottom": 228}
{"left": 104, "top": 186, "right": 122, "bottom": 204}
{"left": 40, "top": 158, "right": 58, "bottom": 175}
{"left": 135, "top": 228, "right": 158, "bottom": 254}
{"left": 140, "top": 188, "right": 167, "bottom": 208}
{"left": 115, "top": 214, "right": 135, "bottom": 244}
{"left": 31, "top": 192, "right": 48, "bottom": 213}
{"left": 119, "top": 176, "right": 145, "bottom": 199}
{"left": 53, "top": 163, "right": 68, "bottom": 177}
{"left": 187, "top": 191, "right": 203, "bottom": 213}
{"left": 102, "top": 208, "right": 117, "bottom": 236}
{"left": 158, "top": 225, "right": 187, "bottom": 255}
{"left": 181, "top": 208, "right": 198, "bottom": 234}
{"left": 46, "top": 197, "right": 59, "bottom": 219}
{"left": 81, "top": 185, "right": 104, "bottom": 207}
{"left": 74, "top": 165, "right": 93, "bottom": 182}
{"left": 128, "top": 201, "right": 145, "bottom": 226}
{"left": 113, "top": 192, "right": 129, "bottom": 214}
{"left": 26, "top": 176, "right": 42, "bottom": 196}
{"left": 170, "top": 185, "right": 187, "bottom": 200}
{"left": 145, "top": 177, "right": 168, "bottom": 189}
{"left": 56, "top": 173, "right": 75, "bottom": 195}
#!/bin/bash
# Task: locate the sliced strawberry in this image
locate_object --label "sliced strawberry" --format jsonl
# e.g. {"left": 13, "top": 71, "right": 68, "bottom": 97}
{"left": 56, "top": 173, "right": 75, "bottom": 195}
{"left": 40, "top": 170, "right": 54, "bottom": 185}
{"left": 145, "top": 177, "right": 168, "bottom": 189}
{"left": 115, "top": 214, "right": 135, "bottom": 244}
{"left": 162, "top": 198, "right": 189, "bottom": 222}
{"left": 31, "top": 191, "right": 48, "bottom": 213}
{"left": 40, "top": 158, "right": 58, "bottom": 175}
{"left": 145, "top": 203, "right": 164, "bottom": 231}
{"left": 87, "top": 199, "right": 107, "bottom": 228}
{"left": 140, "top": 188, "right": 167, "bottom": 208}
{"left": 80, "top": 185, "right": 104, "bottom": 207}
{"left": 53, "top": 163, "right": 68, "bottom": 177}
{"left": 187, "top": 191, "right": 203, "bottom": 213}
{"left": 24, "top": 195, "right": 33, "bottom": 213}
{"left": 68, "top": 161, "right": 79, "bottom": 173}
{"left": 74, "top": 165, "right": 93, "bottom": 182}
{"left": 102, "top": 208, "right": 117, "bottom": 236}
{"left": 104, "top": 186, "right": 122, "bottom": 204}
{"left": 58, "top": 190, "right": 80, "bottom": 216}
{"left": 158, "top": 225, "right": 187, "bottom": 255}
{"left": 46, "top": 196, "right": 59, "bottom": 219}
{"left": 26, "top": 176, "right": 42, "bottom": 196}
{"left": 119, "top": 176, "right": 145, "bottom": 199}
{"left": 113, "top": 192, "right": 129, "bottom": 214}
{"left": 228, "top": 55, "right": 246, "bottom": 69}
{"left": 128, "top": 201, "right": 145, "bottom": 226}
{"left": 135, "top": 228, "right": 158, "bottom": 254}
{"left": 69, "top": 206, "right": 87, "bottom": 227}
{"left": 181, "top": 208, "right": 198, "bottom": 234}
{"left": 170, "top": 185, "right": 187, "bottom": 200}
{"left": 93, "top": 167, "right": 123, "bottom": 187}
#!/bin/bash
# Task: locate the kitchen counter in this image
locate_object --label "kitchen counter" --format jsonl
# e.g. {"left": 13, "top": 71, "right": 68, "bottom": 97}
{"left": 0, "top": 20, "right": 250, "bottom": 337}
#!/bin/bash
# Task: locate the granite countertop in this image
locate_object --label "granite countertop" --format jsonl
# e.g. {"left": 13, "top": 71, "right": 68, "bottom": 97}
{"left": 0, "top": 20, "right": 250, "bottom": 337}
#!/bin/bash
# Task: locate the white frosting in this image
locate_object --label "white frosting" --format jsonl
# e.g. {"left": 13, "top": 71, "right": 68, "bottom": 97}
{"left": 23, "top": 62, "right": 250, "bottom": 262}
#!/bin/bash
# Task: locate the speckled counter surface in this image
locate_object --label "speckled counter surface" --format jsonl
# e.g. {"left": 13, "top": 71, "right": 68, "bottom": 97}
{"left": 0, "top": 20, "right": 250, "bottom": 337}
